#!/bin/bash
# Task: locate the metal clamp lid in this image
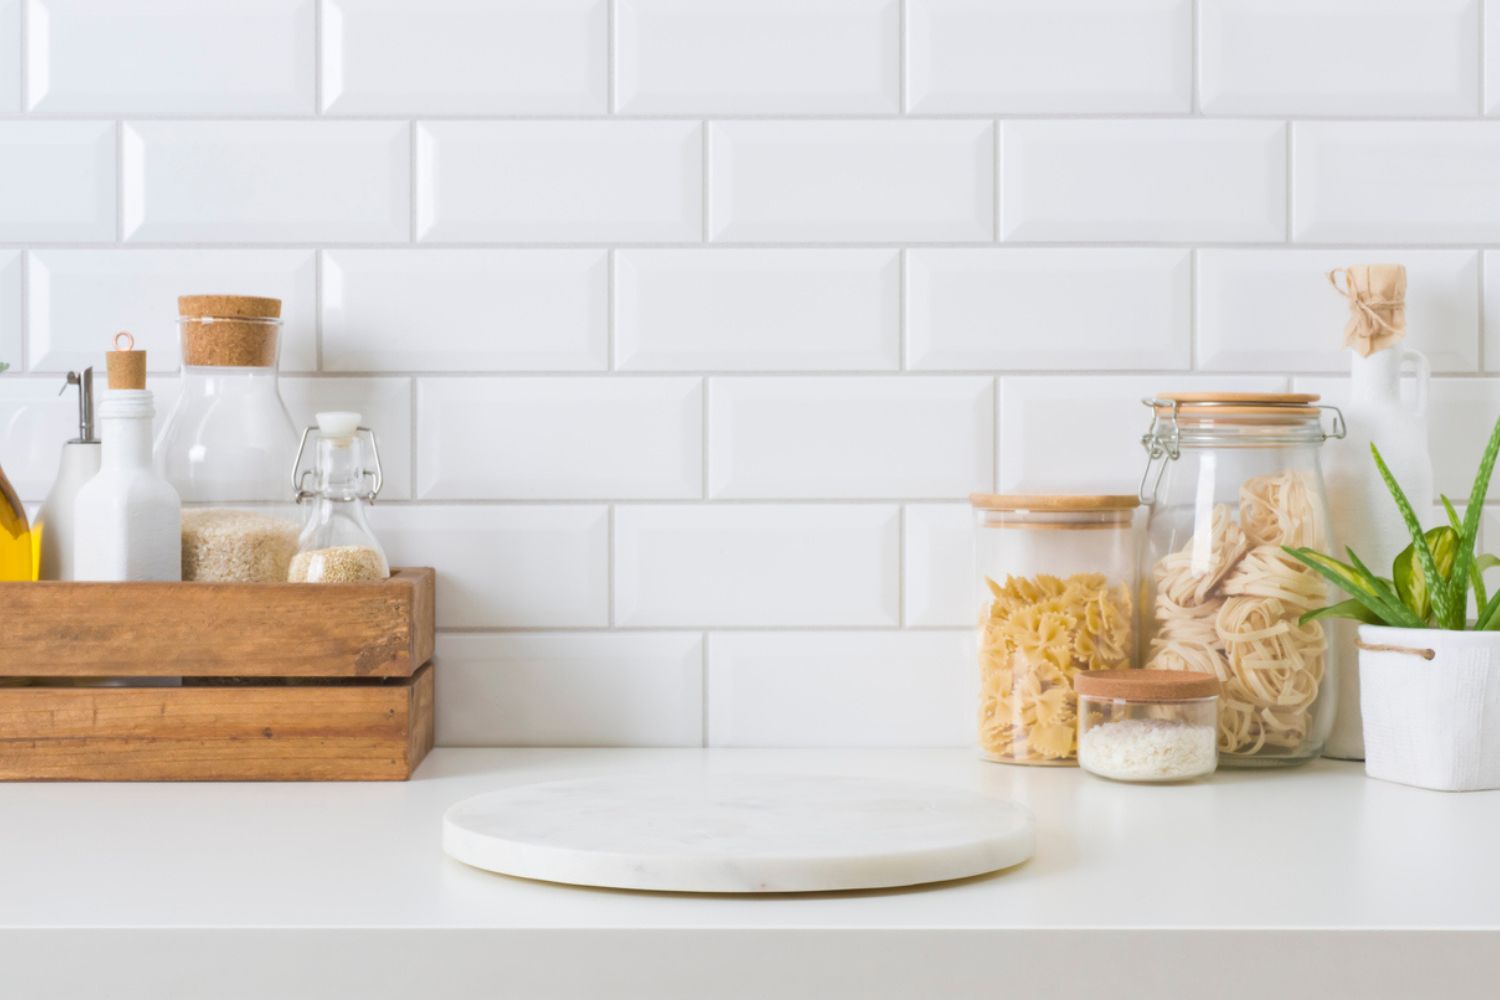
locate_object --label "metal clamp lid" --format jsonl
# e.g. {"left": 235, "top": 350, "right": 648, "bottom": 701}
{"left": 291, "top": 423, "right": 384, "bottom": 503}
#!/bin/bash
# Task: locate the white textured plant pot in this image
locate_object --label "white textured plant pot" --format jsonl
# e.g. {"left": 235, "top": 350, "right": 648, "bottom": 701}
{"left": 1358, "top": 625, "right": 1500, "bottom": 792}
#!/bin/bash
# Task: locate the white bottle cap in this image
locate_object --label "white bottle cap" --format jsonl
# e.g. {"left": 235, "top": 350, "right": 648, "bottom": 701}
{"left": 316, "top": 411, "right": 361, "bottom": 439}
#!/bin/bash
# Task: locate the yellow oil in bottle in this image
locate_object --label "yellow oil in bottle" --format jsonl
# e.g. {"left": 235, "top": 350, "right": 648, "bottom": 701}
{"left": 0, "top": 463, "right": 33, "bottom": 582}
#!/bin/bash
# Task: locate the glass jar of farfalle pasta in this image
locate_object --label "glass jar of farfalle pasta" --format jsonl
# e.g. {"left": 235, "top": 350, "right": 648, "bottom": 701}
{"left": 971, "top": 494, "right": 1139, "bottom": 765}
{"left": 1139, "top": 393, "right": 1346, "bottom": 767}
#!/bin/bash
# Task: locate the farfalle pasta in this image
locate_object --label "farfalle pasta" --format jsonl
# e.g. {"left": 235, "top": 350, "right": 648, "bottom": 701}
{"left": 979, "top": 572, "right": 1133, "bottom": 763}
{"left": 1147, "top": 470, "right": 1329, "bottom": 757}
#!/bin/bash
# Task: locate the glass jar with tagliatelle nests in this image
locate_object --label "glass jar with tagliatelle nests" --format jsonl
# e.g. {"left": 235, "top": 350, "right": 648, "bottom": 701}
{"left": 1139, "top": 392, "right": 1347, "bottom": 767}
{"left": 970, "top": 494, "right": 1139, "bottom": 765}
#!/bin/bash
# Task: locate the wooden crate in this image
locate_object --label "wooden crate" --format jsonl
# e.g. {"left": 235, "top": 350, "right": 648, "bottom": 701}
{"left": 0, "top": 569, "right": 436, "bottom": 781}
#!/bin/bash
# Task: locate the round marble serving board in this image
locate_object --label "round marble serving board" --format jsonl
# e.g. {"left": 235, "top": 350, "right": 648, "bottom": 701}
{"left": 442, "top": 772, "right": 1035, "bottom": 893}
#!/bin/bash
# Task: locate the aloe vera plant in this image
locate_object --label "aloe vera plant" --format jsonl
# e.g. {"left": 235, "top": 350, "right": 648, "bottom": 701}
{"left": 1286, "top": 413, "right": 1500, "bottom": 630}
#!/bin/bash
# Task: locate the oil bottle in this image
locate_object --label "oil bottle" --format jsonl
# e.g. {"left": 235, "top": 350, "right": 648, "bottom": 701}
{"left": 0, "top": 361, "right": 33, "bottom": 581}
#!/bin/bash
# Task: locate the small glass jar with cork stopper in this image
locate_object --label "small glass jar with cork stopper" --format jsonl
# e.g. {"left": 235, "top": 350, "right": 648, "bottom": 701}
{"left": 156, "top": 295, "right": 300, "bottom": 582}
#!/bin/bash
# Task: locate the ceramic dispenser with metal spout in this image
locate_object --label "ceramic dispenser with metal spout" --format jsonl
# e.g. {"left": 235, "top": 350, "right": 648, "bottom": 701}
{"left": 35, "top": 367, "right": 102, "bottom": 580}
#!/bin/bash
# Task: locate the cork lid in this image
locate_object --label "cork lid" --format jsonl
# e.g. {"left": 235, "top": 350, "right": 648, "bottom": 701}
{"left": 1074, "top": 669, "right": 1220, "bottom": 701}
{"left": 105, "top": 331, "right": 146, "bottom": 390}
{"left": 969, "top": 494, "right": 1139, "bottom": 512}
{"left": 178, "top": 295, "right": 282, "bottom": 320}
{"left": 1151, "top": 391, "right": 1321, "bottom": 420}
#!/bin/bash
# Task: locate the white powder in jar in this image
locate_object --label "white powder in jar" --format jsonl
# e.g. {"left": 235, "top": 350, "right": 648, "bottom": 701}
{"left": 1078, "top": 718, "right": 1217, "bottom": 782}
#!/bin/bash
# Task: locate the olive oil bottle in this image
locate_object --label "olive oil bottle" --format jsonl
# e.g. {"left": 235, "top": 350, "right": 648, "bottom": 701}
{"left": 0, "top": 460, "right": 32, "bottom": 581}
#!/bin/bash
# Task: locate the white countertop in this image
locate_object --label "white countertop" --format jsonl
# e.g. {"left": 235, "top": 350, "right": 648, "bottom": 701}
{"left": 4, "top": 748, "right": 1499, "bottom": 999}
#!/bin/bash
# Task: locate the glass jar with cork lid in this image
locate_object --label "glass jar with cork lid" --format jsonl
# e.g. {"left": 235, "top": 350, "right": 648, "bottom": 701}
{"left": 970, "top": 493, "right": 1139, "bottom": 765}
{"left": 155, "top": 295, "right": 300, "bottom": 582}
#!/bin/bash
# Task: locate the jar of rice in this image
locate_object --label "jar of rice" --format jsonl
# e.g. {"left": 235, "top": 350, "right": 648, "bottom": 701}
{"left": 1138, "top": 392, "right": 1346, "bottom": 767}
{"left": 970, "top": 493, "right": 1139, "bottom": 766}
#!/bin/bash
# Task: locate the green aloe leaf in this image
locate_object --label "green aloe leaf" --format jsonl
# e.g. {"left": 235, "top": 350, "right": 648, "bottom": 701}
{"left": 1445, "top": 496, "right": 1491, "bottom": 611}
{"left": 1477, "top": 588, "right": 1500, "bottom": 630}
{"left": 1371, "top": 443, "right": 1453, "bottom": 626}
{"left": 1393, "top": 526, "right": 1458, "bottom": 621}
{"left": 1445, "top": 414, "right": 1500, "bottom": 629}
{"left": 1283, "top": 547, "right": 1424, "bottom": 628}
{"left": 1299, "top": 598, "right": 1383, "bottom": 626}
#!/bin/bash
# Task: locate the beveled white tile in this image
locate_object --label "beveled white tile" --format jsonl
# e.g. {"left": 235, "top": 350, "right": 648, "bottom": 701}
{"left": 906, "top": 248, "right": 1191, "bottom": 371}
{"left": 1293, "top": 123, "right": 1500, "bottom": 243}
{"left": 27, "top": 250, "right": 317, "bottom": 374}
{"left": 280, "top": 377, "right": 412, "bottom": 501}
{"left": 435, "top": 633, "right": 703, "bottom": 747}
{"left": 615, "top": 0, "right": 898, "bottom": 114}
{"left": 0, "top": 252, "right": 19, "bottom": 375}
{"left": 903, "top": 503, "right": 974, "bottom": 628}
{"left": 708, "top": 121, "right": 993, "bottom": 242}
{"left": 0, "top": 122, "right": 114, "bottom": 242}
{"left": 907, "top": 0, "right": 1190, "bottom": 114}
{"left": 416, "top": 121, "right": 701, "bottom": 242}
{"left": 0, "top": 376, "right": 93, "bottom": 500}
{"left": 1201, "top": 0, "right": 1478, "bottom": 117}
{"left": 28, "top": 0, "right": 314, "bottom": 113}
{"left": 368, "top": 505, "right": 608, "bottom": 628}
{"left": 615, "top": 504, "right": 900, "bottom": 626}
{"left": 415, "top": 377, "right": 701, "bottom": 500}
{"left": 1000, "top": 120, "right": 1286, "bottom": 243}
{"left": 707, "top": 631, "right": 971, "bottom": 747}
{"left": 322, "top": 249, "right": 607, "bottom": 372}
{"left": 122, "top": 121, "right": 409, "bottom": 243}
{"left": 0, "top": 1, "right": 18, "bottom": 111}
{"left": 615, "top": 249, "right": 899, "bottom": 371}
{"left": 1483, "top": 254, "right": 1500, "bottom": 371}
{"left": 997, "top": 374, "right": 1288, "bottom": 494}
{"left": 1199, "top": 250, "right": 1480, "bottom": 374}
{"left": 321, "top": 0, "right": 605, "bottom": 114}
{"left": 708, "top": 376, "right": 993, "bottom": 499}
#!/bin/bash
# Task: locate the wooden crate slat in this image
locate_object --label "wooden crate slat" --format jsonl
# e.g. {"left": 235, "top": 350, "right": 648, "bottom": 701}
{"left": 0, "top": 568, "right": 435, "bottom": 678}
{"left": 0, "top": 663, "right": 433, "bottom": 781}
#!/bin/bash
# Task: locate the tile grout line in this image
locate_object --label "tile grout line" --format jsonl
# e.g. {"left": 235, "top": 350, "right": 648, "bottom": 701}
{"left": 114, "top": 121, "right": 124, "bottom": 243}
{"left": 700, "top": 122, "right": 710, "bottom": 242}
{"left": 606, "top": 248, "right": 616, "bottom": 370}
{"left": 699, "top": 631, "right": 710, "bottom": 747}
{"left": 313, "top": 250, "right": 324, "bottom": 371}
{"left": 896, "top": 504, "right": 906, "bottom": 628}
{"left": 606, "top": 0, "right": 616, "bottom": 113}
{"left": 408, "top": 376, "right": 418, "bottom": 500}
{"left": 1190, "top": 0, "right": 1200, "bottom": 115}
{"left": 407, "top": 121, "right": 418, "bottom": 241}
{"left": 897, "top": 0, "right": 907, "bottom": 114}
{"left": 313, "top": 0, "right": 323, "bottom": 114}
{"left": 607, "top": 504, "right": 616, "bottom": 627}
{"left": 1480, "top": 249, "right": 1487, "bottom": 372}
{"left": 1188, "top": 247, "right": 1198, "bottom": 369}
{"left": 1284, "top": 121, "right": 1294, "bottom": 242}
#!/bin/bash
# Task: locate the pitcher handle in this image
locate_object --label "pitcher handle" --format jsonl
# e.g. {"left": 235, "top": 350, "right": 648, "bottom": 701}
{"left": 1400, "top": 348, "right": 1430, "bottom": 417}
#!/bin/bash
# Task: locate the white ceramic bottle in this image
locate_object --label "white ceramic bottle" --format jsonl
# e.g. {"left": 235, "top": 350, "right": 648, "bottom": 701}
{"left": 35, "top": 369, "right": 101, "bottom": 580}
{"left": 73, "top": 338, "right": 181, "bottom": 582}
{"left": 1322, "top": 266, "right": 1433, "bottom": 760}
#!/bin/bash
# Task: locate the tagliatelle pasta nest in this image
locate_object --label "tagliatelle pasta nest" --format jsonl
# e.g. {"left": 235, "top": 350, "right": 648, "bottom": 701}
{"left": 1148, "top": 470, "right": 1328, "bottom": 757}
{"left": 979, "top": 572, "right": 1133, "bottom": 763}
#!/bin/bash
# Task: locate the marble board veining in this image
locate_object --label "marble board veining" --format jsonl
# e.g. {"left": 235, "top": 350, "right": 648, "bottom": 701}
{"left": 442, "top": 772, "right": 1036, "bottom": 893}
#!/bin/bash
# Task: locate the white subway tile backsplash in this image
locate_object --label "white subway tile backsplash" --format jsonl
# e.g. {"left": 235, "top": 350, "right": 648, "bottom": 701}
{"left": 1200, "top": 0, "right": 1478, "bottom": 117}
{"left": 0, "top": 253, "right": 19, "bottom": 374}
{"left": 707, "top": 376, "right": 993, "bottom": 499}
{"left": 322, "top": 0, "right": 605, "bottom": 114}
{"left": 1198, "top": 250, "right": 1480, "bottom": 374}
{"left": 907, "top": 0, "right": 1190, "bottom": 114}
{"left": 435, "top": 633, "right": 703, "bottom": 747}
{"left": 1001, "top": 121, "right": 1286, "bottom": 243}
{"left": 906, "top": 248, "right": 1191, "bottom": 371}
{"left": 615, "top": 249, "right": 899, "bottom": 371}
{"left": 1292, "top": 123, "right": 1500, "bottom": 243}
{"left": 280, "top": 376, "right": 413, "bottom": 500}
{"left": 121, "top": 121, "right": 410, "bottom": 243}
{"left": 903, "top": 503, "right": 973, "bottom": 628}
{"left": 322, "top": 249, "right": 607, "bottom": 372}
{"left": 1484, "top": 254, "right": 1500, "bottom": 371}
{"left": 708, "top": 121, "right": 994, "bottom": 243}
{"left": 0, "top": 1, "right": 18, "bottom": 111}
{"left": 707, "top": 631, "right": 971, "bottom": 747}
{"left": 416, "top": 377, "right": 702, "bottom": 499}
{"left": 416, "top": 121, "right": 702, "bottom": 242}
{"left": 615, "top": 0, "right": 897, "bottom": 114}
{"left": 997, "top": 374, "right": 1288, "bottom": 494}
{"left": 615, "top": 504, "right": 899, "bottom": 626}
{"left": 0, "top": 122, "right": 114, "bottom": 242}
{"left": 369, "top": 505, "right": 609, "bottom": 628}
{"left": 28, "top": 0, "right": 315, "bottom": 113}
{"left": 27, "top": 250, "right": 318, "bottom": 374}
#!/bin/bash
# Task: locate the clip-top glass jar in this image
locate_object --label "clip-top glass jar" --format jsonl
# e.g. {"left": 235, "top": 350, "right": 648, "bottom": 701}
{"left": 289, "top": 411, "right": 388, "bottom": 583}
{"left": 971, "top": 493, "right": 1139, "bottom": 766}
{"left": 1139, "top": 392, "right": 1346, "bottom": 767}
{"left": 156, "top": 295, "right": 298, "bottom": 510}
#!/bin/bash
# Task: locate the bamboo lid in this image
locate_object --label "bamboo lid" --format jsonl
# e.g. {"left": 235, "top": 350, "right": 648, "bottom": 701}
{"left": 969, "top": 493, "right": 1139, "bottom": 512}
{"left": 1152, "top": 391, "right": 1321, "bottom": 419}
{"left": 1074, "top": 669, "right": 1220, "bottom": 701}
{"left": 105, "top": 331, "right": 146, "bottom": 390}
{"left": 178, "top": 295, "right": 282, "bottom": 320}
